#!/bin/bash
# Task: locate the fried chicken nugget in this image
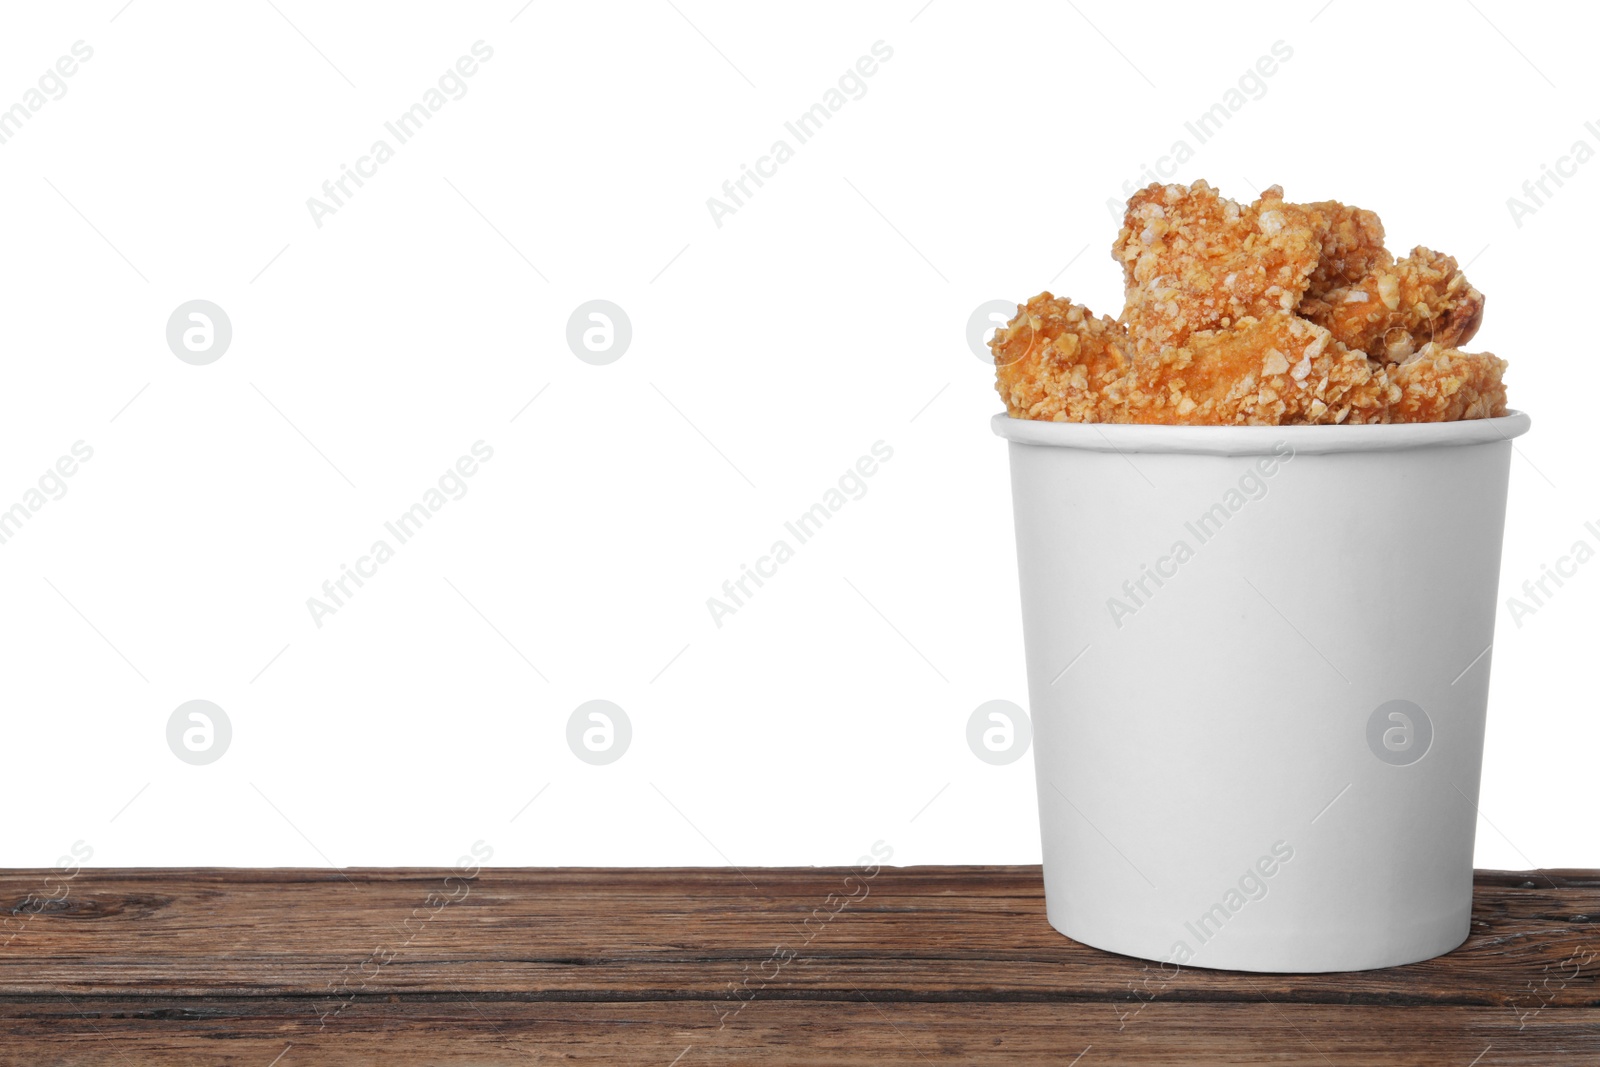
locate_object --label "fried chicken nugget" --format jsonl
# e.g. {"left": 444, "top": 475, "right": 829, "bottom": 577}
{"left": 992, "top": 293, "right": 1131, "bottom": 422}
{"left": 1386, "top": 345, "right": 1508, "bottom": 422}
{"left": 1301, "top": 198, "right": 1391, "bottom": 297}
{"left": 1114, "top": 181, "right": 1322, "bottom": 355}
{"left": 1114, "top": 311, "right": 1395, "bottom": 426}
{"left": 991, "top": 303, "right": 1504, "bottom": 425}
{"left": 1299, "top": 247, "right": 1485, "bottom": 361}
{"left": 998, "top": 182, "right": 1507, "bottom": 427}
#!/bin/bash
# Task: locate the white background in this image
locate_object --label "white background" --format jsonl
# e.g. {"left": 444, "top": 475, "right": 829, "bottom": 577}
{"left": 0, "top": 0, "right": 1593, "bottom": 870}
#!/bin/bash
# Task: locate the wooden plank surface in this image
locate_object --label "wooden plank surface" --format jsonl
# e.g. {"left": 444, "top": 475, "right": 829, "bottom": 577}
{"left": 1, "top": 866, "right": 1595, "bottom": 1064}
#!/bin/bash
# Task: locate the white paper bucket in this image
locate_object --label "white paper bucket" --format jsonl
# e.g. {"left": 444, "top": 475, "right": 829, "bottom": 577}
{"left": 993, "top": 411, "right": 1531, "bottom": 972}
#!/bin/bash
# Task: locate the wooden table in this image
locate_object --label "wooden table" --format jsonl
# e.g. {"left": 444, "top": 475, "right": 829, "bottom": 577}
{"left": 1, "top": 866, "right": 1595, "bottom": 1064}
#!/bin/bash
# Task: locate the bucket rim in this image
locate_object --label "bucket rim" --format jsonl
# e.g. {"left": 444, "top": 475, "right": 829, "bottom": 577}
{"left": 991, "top": 410, "right": 1531, "bottom": 455}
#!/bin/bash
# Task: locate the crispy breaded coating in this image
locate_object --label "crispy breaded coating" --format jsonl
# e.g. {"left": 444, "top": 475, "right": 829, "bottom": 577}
{"left": 1114, "top": 312, "right": 1396, "bottom": 426}
{"left": 1301, "top": 199, "right": 1391, "bottom": 297}
{"left": 992, "top": 293, "right": 1131, "bottom": 422}
{"left": 1114, "top": 181, "right": 1322, "bottom": 355}
{"left": 995, "top": 180, "right": 1510, "bottom": 426}
{"left": 1386, "top": 345, "right": 1508, "bottom": 422}
{"left": 1299, "top": 247, "right": 1485, "bottom": 362}
{"left": 992, "top": 303, "right": 1402, "bottom": 426}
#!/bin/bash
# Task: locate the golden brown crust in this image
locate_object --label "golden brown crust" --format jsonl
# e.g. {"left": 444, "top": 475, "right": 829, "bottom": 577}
{"left": 1386, "top": 346, "right": 1508, "bottom": 422}
{"left": 991, "top": 293, "right": 1132, "bottom": 422}
{"left": 995, "top": 181, "right": 1508, "bottom": 426}
{"left": 1298, "top": 247, "right": 1484, "bottom": 362}
{"left": 1114, "top": 181, "right": 1322, "bottom": 355}
{"left": 1113, "top": 312, "right": 1395, "bottom": 426}
{"left": 1300, "top": 198, "right": 1391, "bottom": 297}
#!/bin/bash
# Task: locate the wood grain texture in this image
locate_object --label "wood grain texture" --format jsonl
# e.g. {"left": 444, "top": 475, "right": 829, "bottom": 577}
{"left": 1, "top": 866, "right": 1595, "bottom": 1064}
